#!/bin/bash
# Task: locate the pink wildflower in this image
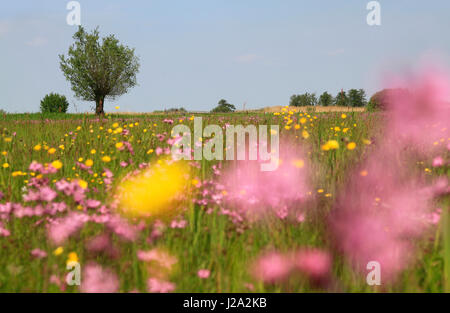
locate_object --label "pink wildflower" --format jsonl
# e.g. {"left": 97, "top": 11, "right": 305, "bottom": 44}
{"left": 81, "top": 263, "right": 119, "bottom": 293}
{"left": 197, "top": 269, "right": 210, "bottom": 279}
{"left": 31, "top": 248, "right": 47, "bottom": 259}
{"left": 147, "top": 278, "right": 175, "bottom": 293}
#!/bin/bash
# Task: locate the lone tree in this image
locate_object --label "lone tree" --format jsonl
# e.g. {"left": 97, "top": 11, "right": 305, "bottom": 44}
{"left": 60, "top": 26, "right": 140, "bottom": 115}
{"left": 211, "top": 99, "right": 236, "bottom": 113}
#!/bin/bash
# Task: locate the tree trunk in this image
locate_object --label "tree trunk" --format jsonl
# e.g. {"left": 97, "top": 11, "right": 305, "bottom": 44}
{"left": 95, "top": 97, "right": 105, "bottom": 115}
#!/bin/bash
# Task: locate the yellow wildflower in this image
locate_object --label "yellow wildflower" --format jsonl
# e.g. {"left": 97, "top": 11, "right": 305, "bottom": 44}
{"left": 347, "top": 142, "right": 357, "bottom": 150}
{"left": 53, "top": 247, "right": 64, "bottom": 256}
{"left": 292, "top": 159, "right": 305, "bottom": 169}
{"left": 115, "top": 142, "right": 124, "bottom": 149}
{"left": 51, "top": 160, "right": 63, "bottom": 170}
{"left": 67, "top": 252, "right": 79, "bottom": 265}
{"left": 322, "top": 140, "right": 339, "bottom": 151}
{"left": 78, "top": 179, "right": 88, "bottom": 189}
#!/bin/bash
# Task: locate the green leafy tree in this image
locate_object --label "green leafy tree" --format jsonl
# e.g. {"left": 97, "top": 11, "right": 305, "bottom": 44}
{"left": 211, "top": 99, "right": 236, "bottom": 113}
{"left": 40, "top": 93, "right": 69, "bottom": 113}
{"left": 59, "top": 26, "right": 140, "bottom": 115}
{"left": 318, "top": 92, "right": 334, "bottom": 107}
{"left": 358, "top": 89, "right": 368, "bottom": 107}
{"left": 290, "top": 93, "right": 318, "bottom": 107}
{"left": 334, "top": 90, "right": 349, "bottom": 107}
{"left": 348, "top": 89, "right": 367, "bottom": 107}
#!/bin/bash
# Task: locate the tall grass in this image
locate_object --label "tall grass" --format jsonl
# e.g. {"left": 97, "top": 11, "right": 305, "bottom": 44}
{"left": 0, "top": 111, "right": 447, "bottom": 292}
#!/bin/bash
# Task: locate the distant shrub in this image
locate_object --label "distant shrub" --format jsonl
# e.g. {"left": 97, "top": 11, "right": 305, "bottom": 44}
{"left": 40, "top": 93, "right": 69, "bottom": 113}
{"left": 366, "top": 100, "right": 379, "bottom": 112}
{"left": 0, "top": 109, "right": 7, "bottom": 115}
{"left": 369, "top": 88, "right": 409, "bottom": 111}
{"left": 165, "top": 107, "right": 187, "bottom": 113}
{"left": 211, "top": 99, "right": 236, "bottom": 113}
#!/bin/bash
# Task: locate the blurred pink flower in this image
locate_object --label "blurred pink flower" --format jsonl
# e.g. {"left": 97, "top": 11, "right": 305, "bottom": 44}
{"left": 244, "top": 283, "right": 255, "bottom": 291}
{"left": 296, "top": 212, "right": 306, "bottom": 223}
{"left": 163, "top": 119, "right": 174, "bottom": 125}
{"left": 38, "top": 186, "right": 57, "bottom": 202}
{"left": 432, "top": 156, "right": 444, "bottom": 167}
{"left": 85, "top": 199, "right": 101, "bottom": 209}
{"left": 427, "top": 208, "right": 442, "bottom": 225}
{"left": 147, "top": 278, "right": 175, "bottom": 293}
{"left": 197, "top": 269, "right": 210, "bottom": 279}
{"left": 251, "top": 252, "right": 293, "bottom": 283}
{"left": 81, "top": 263, "right": 119, "bottom": 293}
{"left": 31, "top": 248, "right": 47, "bottom": 259}
{"left": 48, "top": 212, "right": 89, "bottom": 245}
{"left": 386, "top": 68, "right": 450, "bottom": 149}
{"left": 295, "top": 249, "right": 331, "bottom": 283}
{"left": 221, "top": 143, "right": 311, "bottom": 222}
{"left": 170, "top": 219, "right": 187, "bottom": 229}
{"left": 137, "top": 248, "right": 177, "bottom": 270}
{"left": 105, "top": 215, "right": 137, "bottom": 241}
{"left": 331, "top": 150, "right": 439, "bottom": 281}
{"left": 0, "top": 222, "right": 10, "bottom": 237}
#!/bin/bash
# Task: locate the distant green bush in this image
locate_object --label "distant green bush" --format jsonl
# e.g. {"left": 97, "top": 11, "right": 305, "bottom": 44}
{"left": 211, "top": 99, "right": 236, "bottom": 113}
{"left": 165, "top": 107, "right": 187, "bottom": 113}
{"left": 40, "top": 93, "right": 69, "bottom": 113}
{"left": 369, "top": 88, "right": 409, "bottom": 111}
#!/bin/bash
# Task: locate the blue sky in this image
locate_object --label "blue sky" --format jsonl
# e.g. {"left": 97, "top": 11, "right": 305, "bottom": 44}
{"left": 1, "top": 0, "right": 450, "bottom": 113}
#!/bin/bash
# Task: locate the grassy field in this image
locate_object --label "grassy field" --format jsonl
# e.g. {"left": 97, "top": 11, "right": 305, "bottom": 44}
{"left": 0, "top": 109, "right": 448, "bottom": 293}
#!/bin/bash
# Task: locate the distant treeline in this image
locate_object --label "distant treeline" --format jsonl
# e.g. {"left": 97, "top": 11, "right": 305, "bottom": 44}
{"left": 153, "top": 107, "right": 188, "bottom": 114}
{"left": 289, "top": 88, "right": 409, "bottom": 111}
{"left": 290, "top": 89, "right": 367, "bottom": 108}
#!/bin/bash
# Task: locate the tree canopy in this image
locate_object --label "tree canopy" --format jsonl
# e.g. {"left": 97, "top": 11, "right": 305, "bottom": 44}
{"left": 59, "top": 26, "right": 140, "bottom": 115}
{"left": 334, "top": 90, "right": 349, "bottom": 107}
{"left": 290, "top": 93, "right": 318, "bottom": 107}
{"left": 318, "top": 92, "right": 334, "bottom": 107}
{"left": 211, "top": 99, "right": 236, "bottom": 113}
{"left": 348, "top": 89, "right": 367, "bottom": 107}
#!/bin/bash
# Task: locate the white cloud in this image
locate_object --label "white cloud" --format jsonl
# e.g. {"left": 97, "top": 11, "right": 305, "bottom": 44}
{"left": 235, "top": 54, "right": 262, "bottom": 63}
{"left": 25, "top": 36, "right": 48, "bottom": 47}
